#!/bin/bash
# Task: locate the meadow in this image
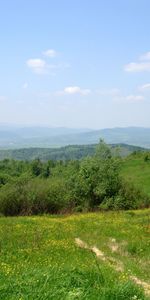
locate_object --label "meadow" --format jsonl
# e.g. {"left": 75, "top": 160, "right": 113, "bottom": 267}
{"left": 0, "top": 209, "right": 150, "bottom": 299}
{"left": 121, "top": 154, "right": 150, "bottom": 197}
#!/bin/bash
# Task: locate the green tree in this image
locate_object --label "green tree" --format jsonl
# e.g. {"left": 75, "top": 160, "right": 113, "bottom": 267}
{"left": 75, "top": 140, "right": 120, "bottom": 208}
{"left": 31, "top": 159, "right": 43, "bottom": 176}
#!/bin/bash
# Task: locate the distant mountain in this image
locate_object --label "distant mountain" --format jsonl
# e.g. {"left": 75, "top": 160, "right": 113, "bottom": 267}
{"left": 0, "top": 126, "right": 150, "bottom": 148}
{"left": 76, "top": 127, "right": 150, "bottom": 148}
{"left": 0, "top": 126, "right": 93, "bottom": 148}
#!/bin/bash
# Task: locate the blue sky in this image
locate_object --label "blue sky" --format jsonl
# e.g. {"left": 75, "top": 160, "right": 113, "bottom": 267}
{"left": 0, "top": 0, "right": 150, "bottom": 128}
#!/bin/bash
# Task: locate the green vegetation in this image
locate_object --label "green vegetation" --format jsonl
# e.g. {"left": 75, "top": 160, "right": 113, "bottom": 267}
{"left": 121, "top": 152, "right": 150, "bottom": 197}
{"left": 0, "top": 141, "right": 149, "bottom": 216}
{"left": 0, "top": 210, "right": 149, "bottom": 299}
{"left": 0, "top": 143, "right": 146, "bottom": 161}
{"left": 0, "top": 142, "right": 150, "bottom": 299}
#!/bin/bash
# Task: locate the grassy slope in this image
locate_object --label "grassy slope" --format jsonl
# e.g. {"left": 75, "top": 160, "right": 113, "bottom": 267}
{"left": 0, "top": 210, "right": 149, "bottom": 299}
{"left": 121, "top": 156, "right": 150, "bottom": 196}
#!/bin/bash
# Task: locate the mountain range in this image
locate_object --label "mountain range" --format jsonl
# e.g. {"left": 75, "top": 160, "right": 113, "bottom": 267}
{"left": 0, "top": 125, "right": 150, "bottom": 149}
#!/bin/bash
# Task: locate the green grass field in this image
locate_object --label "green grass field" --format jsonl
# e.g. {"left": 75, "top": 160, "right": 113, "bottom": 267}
{"left": 121, "top": 156, "right": 150, "bottom": 197}
{"left": 0, "top": 209, "right": 150, "bottom": 299}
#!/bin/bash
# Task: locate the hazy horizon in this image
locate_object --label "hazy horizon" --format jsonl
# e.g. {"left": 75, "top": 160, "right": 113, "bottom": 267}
{"left": 1, "top": 122, "right": 150, "bottom": 131}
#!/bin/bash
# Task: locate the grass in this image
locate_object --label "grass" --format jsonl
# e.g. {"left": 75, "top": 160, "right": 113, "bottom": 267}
{"left": 121, "top": 155, "right": 150, "bottom": 197}
{"left": 0, "top": 209, "right": 150, "bottom": 299}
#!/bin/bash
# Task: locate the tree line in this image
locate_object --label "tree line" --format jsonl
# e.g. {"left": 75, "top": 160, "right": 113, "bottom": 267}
{"left": 0, "top": 143, "right": 146, "bottom": 161}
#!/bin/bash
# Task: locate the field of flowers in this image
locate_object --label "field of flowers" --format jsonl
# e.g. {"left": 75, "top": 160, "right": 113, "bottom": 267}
{"left": 0, "top": 209, "right": 150, "bottom": 299}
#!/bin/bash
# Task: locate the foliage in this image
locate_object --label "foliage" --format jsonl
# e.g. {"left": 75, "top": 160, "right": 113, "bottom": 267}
{"left": 0, "top": 141, "right": 149, "bottom": 216}
{"left": 121, "top": 152, "right": 150, "bottom": 198}
{"left": 0, "top": 143, "right": 146, "bottom": 161}
{"left": 73, "top": 141, "right": 121, "bottom": 209}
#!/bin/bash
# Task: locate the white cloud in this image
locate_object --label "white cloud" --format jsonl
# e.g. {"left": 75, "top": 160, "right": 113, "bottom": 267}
{"left": 59, "top": 86, "right": 91, "bottom": 96}
{"left": 27, "top": 58, "right": 46, "bottom": 68}
{"left": 124, "top": 95, "right": 144, "bottom": 102}
{"left": 43, "top": 49, "right": 57, "bottom": 58}
{"left": 98, "top": 88, "right": 144, "bottom": 103}
{"left": 26, "top": 56, "right": 70, "bottom": 75}
{"left": 124, "top": 51, "right": 150, "bottom": 72}
{"left": 140, "top": 51, "right": 150, "bottom": 61}
{"left": 26, "top": 58, "right": 47, "bottom": 74}
{"left": 114, "top": 94, "right": 144, "bottom": 103}
{"left": 124, "top": 62, "right": 150, "bottom": 72}
{"left": 64, "top": 86, "right": 90, "bottom": 95}
{"left": 138, "top": 83, "right": 150, "bottom": 91}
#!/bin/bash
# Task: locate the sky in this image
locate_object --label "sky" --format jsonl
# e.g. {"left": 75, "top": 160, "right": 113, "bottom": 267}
{"left": 0, "top": 0, "right": 150, "bottom": 129}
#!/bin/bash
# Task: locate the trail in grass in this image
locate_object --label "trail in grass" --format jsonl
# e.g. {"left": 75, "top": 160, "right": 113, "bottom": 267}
{"left": 75, "top": 237, "right": 150, "bottom": 297}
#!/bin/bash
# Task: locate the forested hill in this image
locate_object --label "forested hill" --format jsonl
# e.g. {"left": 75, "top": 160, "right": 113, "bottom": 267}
{"left": 0, "top": 143, "right": 146, "bottom": 161}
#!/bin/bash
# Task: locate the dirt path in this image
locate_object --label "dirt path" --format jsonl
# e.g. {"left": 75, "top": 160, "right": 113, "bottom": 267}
{"left": 75, "top": 238, "right": 150, "bottom": 297}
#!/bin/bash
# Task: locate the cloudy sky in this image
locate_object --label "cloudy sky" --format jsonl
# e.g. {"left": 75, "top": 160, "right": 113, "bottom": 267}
{"left": 0, "top": 0, "right": 150, "bottom": 129}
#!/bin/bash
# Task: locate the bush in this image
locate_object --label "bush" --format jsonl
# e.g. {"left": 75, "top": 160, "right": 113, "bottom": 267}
{"left": 0, "top": 177, "right": 30, "bottom": 216}
{"left": 0, "top": 177, "right": 72, "bottom": 216}
{"left": 99, "top": 180, "right": 150, "bottom": 210}
{"left": 118, "top": 181, "right": 150, "bottom": 210}
{"left": 46, "top": 179, "right": 70, "bottom": 213}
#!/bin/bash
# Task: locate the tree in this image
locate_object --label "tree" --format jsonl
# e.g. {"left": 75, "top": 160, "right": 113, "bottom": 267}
{"left": 31, "top": 159, "right": 43, "bottom": 176}
{"left": 75, "top": 140, "right": 120, "bottom": 208}
{"left": 95, "top": 139, "right": 112, "bottom": 159}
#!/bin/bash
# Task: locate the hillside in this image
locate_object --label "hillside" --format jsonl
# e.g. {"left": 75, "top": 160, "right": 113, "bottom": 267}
{"left": 1, "top": 126, "right": 150, "bottom": 149}
{"left": 121, "top": 153, "right": 150, "bottom": 197}
{"left": 0, "top": 143, "right": 146, "bottom": 161}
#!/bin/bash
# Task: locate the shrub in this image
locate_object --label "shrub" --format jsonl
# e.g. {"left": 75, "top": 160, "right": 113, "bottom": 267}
{"left": 46, "top": 179, "right": 70, "bottom": 213}
{"left": 0, "top": 173, "right": 11, "bottom": 186}
{"left": 0, "top": 177, "right": 30, "bottom": 215}
{"left": 0, "top": 176, "right": 72, "bottom": 216}
{"left": 99, "top": 180, "right": 150, "bottom": 210}
{"left": 118, "top": 181, "right": 150, "bottom": 210}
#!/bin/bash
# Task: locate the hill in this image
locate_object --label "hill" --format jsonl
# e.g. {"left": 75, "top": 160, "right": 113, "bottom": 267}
{"left": 0, "top": 143, "right": 146, "bottom": 161}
